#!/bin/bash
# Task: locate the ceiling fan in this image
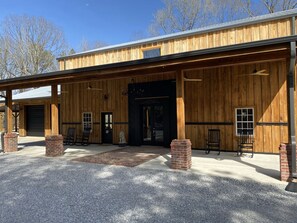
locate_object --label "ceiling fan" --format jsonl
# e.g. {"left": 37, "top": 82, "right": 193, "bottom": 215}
{"left": 240, "top": 69, "right": 269, "bottom": 76}
{"left": 87, "top": 85, "right": 103, "bottom": 91}
{"left": 184, "top": 77, "right": 202, "bottom": 82}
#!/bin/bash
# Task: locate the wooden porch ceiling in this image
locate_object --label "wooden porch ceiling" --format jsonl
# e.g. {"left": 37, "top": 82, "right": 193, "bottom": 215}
{"left": 0, "top": 36, "right": 295, "bottom": 91}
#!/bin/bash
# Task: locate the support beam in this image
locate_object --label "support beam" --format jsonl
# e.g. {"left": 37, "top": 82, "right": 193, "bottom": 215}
{"left": 51, "top": 85, "right": 59, "bottom": 135}
{"left": 288, "top": 41, "right": 297, "bottom": 178}
{"left": 176, "top": 70, "right": 185, "bottom": 139}
{"left": 5, "top": 90, "right": 13, "bottom": 133}
{"left": 46, "top": 85, "right": 63, "bottom": 157}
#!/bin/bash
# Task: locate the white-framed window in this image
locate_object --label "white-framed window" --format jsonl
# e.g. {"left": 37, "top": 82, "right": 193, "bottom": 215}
{"left": 235, "top": 108, "right": 254, "bottom": 136}
{"left": 142, "top": 47, "right": 161, "bottom": 58}
{"left": 82, "top": 112, "right": 92, "bottom": 132}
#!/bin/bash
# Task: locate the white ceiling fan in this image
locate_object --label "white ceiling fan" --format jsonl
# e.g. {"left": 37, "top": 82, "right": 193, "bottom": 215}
{"left": 87, "top": 85, "right": 103, "bottom": 91}
{"left": 184, "top": 77, "right": 202, "bottom": 82}
{"left": 240, "top": 69, "right": 269, "bottom": 76}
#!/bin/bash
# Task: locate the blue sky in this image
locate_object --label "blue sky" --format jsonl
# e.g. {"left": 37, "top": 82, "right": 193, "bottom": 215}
{"left": 1, "top": 0, "right": 163, "bottom": 50}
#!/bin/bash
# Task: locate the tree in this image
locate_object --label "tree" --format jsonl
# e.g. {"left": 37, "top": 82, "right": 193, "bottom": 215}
{"left": 150, "top": 0, "right": 210, "bottom": 35}
{"left": 149, "top": 0, "right": 297, "bottom": 36}
{"left": 239, "top": 0, "right": 297, "bottom": 16}
{"left": 78, "top": 38, "right": 107, "bottom": 53}
{"left": 0, "top": 15, "right": 67, "bottom": 79}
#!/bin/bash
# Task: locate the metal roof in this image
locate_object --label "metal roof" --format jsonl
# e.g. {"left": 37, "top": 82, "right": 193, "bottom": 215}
{"left": 58, "top": 9, "right": 297, "bottom": 60}
{"left": 0, "top": 86, "right": 61, "bottom": 102}
{"left": 0, "top": 34, "right": 296, "bottom": 91}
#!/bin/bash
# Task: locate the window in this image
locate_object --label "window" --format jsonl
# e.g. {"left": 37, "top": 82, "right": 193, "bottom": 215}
{"left": 82, "top": 112, "right": 92, "bottom": 131}
{"left": 235, "top": 108, "right": 254, "bottom": 136}
{"left": 143, "top": 48, "right": 161, "bottom": 58}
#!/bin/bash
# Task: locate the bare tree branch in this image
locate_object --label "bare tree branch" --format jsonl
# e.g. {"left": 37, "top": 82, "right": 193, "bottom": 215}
{"left": 0, "top": 15, "right": 67, "bottom": 79}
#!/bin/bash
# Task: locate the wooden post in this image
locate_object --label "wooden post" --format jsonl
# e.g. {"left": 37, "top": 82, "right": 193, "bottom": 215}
{"left": 176, "top": 70, "right": 185, "bottom": 139}
{"left": 51, "top": 85, "right": 59, "bottom": 135}
{"left": 170, "top": 70, "right": 191, "bottom": 170}
{"left": 46, "top": 84, "right": 64, "bottom": 157}
{"left": 5, "top": 89, "right": 13, "bottom": 133}
{"left": 4, "top": 89, "right": 18, "bottom": 152}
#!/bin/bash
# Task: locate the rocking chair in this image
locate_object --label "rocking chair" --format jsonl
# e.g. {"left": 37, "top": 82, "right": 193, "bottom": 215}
{"left": 63, "top": 127, "right": 76, "bottom": 145}
{"left": 205, "top": 129, "right": 220, "bottom": 155}
{"left": 76, "top": 129, "right": 91, "bottom": 146}
{"left": 237, "top": 130, "right": 254, "bottom": 158}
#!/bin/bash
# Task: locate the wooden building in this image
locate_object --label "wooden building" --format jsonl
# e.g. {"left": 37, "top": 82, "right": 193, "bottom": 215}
{"left": 1, "top": 9, "right": 297, "bottom": 155}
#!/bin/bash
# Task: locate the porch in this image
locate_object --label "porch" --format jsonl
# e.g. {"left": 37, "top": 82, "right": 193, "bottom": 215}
{"left": 11, "top": 136, "right": 283, "bottom": 185}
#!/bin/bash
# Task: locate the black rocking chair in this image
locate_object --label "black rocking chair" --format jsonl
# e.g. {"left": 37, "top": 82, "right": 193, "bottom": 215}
{"left": 237, "top": 130, "right": 254, "bottom": 158}
{"left": 205, "top": 129, "right": 220, "bottom": 155}
{"left": 76, "top": 129, "right": 91, "bottom": 146}
{"left": 63, "top": 127, "right": 76, "bottom": 145}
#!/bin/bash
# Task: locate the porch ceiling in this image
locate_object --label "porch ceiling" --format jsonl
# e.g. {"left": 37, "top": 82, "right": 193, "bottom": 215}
{"left": 0, "top": 35, "right": 296, "bottom": 91}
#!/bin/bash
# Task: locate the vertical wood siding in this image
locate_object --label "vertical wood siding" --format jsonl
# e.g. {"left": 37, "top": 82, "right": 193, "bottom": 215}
{"left": 60, "top": 19, "right": 292, "bottom": 70}
{"left": 60, "top": 72, "right": 176, "bottom": 144}
{"left": 184, "top": 61, "right": 288, "bottom": 153}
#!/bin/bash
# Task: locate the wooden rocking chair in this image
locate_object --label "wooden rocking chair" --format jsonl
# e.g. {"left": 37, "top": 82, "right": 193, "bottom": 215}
{"left": 237, "top": 130, "right": 254, "bottom": 158}
{"left": 63, "top": 127, "right": 76, "bottom": 145}
{"left": 76, "top": 129, "right": 91, "bottom": 146}
{"left": 205, "top": 129, "right": 221, "bottom": 155}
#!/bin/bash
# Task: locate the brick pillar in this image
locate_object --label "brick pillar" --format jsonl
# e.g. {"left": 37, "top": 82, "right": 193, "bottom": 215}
{"left": 45, "top": 135, "right": 64, "bottom": 157}
{"left": 4, "top": 132, "right": 18, "bottom": 152}
{"left": 279, "top": 143, "right": 297, "bottom": 181}
{"left": 170, "top": 139, "right": 192, "bottom": 170}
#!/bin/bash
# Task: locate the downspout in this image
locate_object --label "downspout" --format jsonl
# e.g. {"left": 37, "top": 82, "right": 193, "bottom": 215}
{"left": 289, "top": 16, "right": 297, "bottom": 179}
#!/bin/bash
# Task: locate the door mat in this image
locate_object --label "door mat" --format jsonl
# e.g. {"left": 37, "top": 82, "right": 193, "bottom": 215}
{"left": 72, "top": 147, "right": 169, "bottom": 167}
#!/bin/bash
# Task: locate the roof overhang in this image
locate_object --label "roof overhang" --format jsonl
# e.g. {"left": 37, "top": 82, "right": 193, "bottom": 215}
{"left": 0, "top": 35, "right": 296, "bottom": 91}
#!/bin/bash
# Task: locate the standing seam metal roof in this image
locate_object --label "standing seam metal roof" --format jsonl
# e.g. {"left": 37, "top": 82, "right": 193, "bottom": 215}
{"left": 58, "top": 8, "right": 297, "bottom": 60}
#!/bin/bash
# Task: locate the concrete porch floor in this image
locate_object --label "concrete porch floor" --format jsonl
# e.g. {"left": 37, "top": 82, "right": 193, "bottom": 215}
{"left": 4, "top": 136, "right": 284, "bottom": 185}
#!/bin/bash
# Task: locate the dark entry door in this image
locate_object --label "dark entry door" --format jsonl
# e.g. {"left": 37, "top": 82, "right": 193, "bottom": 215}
{"left": 101, "top": 112, "right": 113, "bottom": 143}
{"left": 142, "top": 105, "right": 164, "bottom": 145}
{"left": 26, "top": 105, "right": 44, "bottom": 136}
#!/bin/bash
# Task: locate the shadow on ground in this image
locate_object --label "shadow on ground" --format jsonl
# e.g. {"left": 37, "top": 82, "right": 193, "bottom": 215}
{"left": 0, "top": 154, "right": 296, "bottom": 223}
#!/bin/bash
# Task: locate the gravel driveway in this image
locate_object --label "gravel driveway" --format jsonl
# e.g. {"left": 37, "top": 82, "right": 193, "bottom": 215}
{"left": 0, "top": 154, "right": 297, "bottom": 223}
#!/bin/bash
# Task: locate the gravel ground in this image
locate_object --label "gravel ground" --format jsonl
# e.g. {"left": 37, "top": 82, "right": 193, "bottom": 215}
{"left": 0, "top": 154, "right": 297, "bottom": 223}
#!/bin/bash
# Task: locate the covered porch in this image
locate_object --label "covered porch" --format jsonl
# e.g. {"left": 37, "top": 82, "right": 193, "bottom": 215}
{"left": 13, "top": 136, "right": 282, "bottom": 184}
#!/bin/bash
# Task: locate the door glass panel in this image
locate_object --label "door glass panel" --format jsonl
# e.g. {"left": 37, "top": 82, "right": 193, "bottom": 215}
{"left": 153, "top": 105, "right": 164, "bottom": 143}
{"left": 143, "top": 106, "right": 151, "bottom": 142}
{"left": 142, "top": 105, "right": 164, "bottom": 144}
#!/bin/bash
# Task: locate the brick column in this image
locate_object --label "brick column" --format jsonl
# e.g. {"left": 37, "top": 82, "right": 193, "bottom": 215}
{"left": 45, "top": 135, "right": 64, "bottom": 157}
{"left": 170, "top": 139, "right": 192, "bottom": 170}
{"left": 280, "top": 143, "right": 297, "bottom": 181}
{"left": 4, "top": 132, "right": 18, "bottom": 152}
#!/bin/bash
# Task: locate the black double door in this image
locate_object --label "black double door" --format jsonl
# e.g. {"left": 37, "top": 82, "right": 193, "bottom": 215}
{"left": 128, "top": 80, "right": 177, "bottom": 147}
{"left": 142, "top": 104, "right": 164, "bottom": 145}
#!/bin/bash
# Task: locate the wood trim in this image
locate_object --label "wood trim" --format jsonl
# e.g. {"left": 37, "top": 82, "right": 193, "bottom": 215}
{"left": 62, "top": 122, "right": 81, "bottom": 125}
{"left": 256, "top": 122, "right": 288, "bottom": 126}
{"left": 114, "top": 122, "right": 129, "bottom": 124}
{"left": 186, "top": 122, "right": 234, "bottom": 125}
